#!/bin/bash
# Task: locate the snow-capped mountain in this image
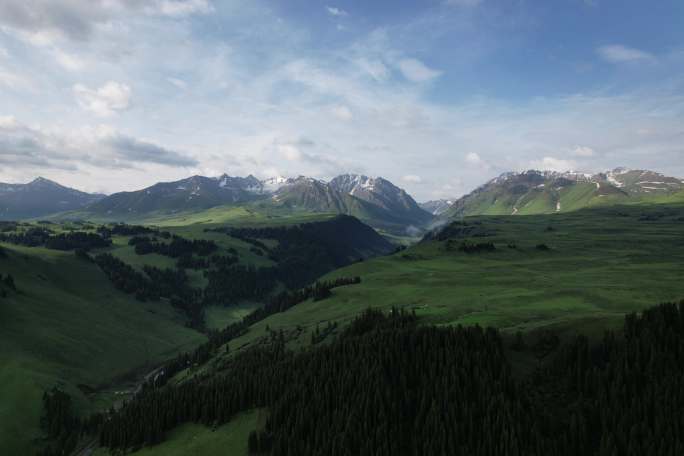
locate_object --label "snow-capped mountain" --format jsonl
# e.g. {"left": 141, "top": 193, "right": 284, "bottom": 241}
{"left": 329, "top": 174, "right": 433, "bottom": 225}
{"left": 0, "top": 177, "right": 104, "bottom": 220}
{"left": 85, "top": 174, "right": 266, "bottom": 216}
{"left": 77, "top": 173, "right": 434, "bottom": 233}
{"left": 441, "top": 168, "right": 683, "bottom": 219}
{"left": 420, "top": 199, "right": 455, "bottom": 216}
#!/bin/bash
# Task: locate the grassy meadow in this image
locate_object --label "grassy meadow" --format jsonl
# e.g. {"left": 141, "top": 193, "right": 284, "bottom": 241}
{"left": 217, "top": 204, "right": 684, "bottom": 356}
{"left": 0, "top": 244, "right": 206, "bottom": 455}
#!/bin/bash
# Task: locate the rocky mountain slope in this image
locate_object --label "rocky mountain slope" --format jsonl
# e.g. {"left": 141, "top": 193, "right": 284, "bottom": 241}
{"left": 419, "top": 199, "right": 455, "bottom": 216}
{"left": 0, "top": 177, "right": 104, "bottom": 220}
{"left": 442, "top": 168, "right": 683, "bottom": 218}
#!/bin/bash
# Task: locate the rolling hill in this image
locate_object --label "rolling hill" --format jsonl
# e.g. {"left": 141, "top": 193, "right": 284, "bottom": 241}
{"left": 0, "top": 213, "right": 394, "bottom": 455}
{"left": 0, "top": 243, "right": 205, "bottom": 455}
{"left": 88, "top": 202, "right": 684, "bottom": 456}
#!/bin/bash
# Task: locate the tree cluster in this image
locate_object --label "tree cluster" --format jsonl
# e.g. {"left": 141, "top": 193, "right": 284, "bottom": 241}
{"left": 89, "top": 301, "right": 684, "bottom": 456}
{"left": 142, "top": 277, "right": 362, "bottom": 389}
{"left": 451, "top": 240, "right": 497, "bottom": 253}
{"left": 0, "top": 227, "right": 52, "bottom": 247}
{"left": 37, "top": 388, "right": 80, "bottom": 456}
{"left": 0, "top": 227, "right": 111, "bottom": 251}
{"left": 93, "top": 253, "right": 202, "bottom": 326}
{"left": 44, "top": 232, "right": 112, "bottom": 251}
{"left": 211, "top": 217, "right": 378, "bottom": 290}
{"left": 98, "top": 223, "right": 158, "bottom": 237}
{"left": 0, "top": 273, "right": 16, "bottom": 298}
{"left": 130, "top": 236, "right": 218, "bottom": 258}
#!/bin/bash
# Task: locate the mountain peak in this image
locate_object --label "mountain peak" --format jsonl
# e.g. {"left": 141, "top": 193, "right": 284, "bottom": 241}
{"left": 0, "top": 178, "right": 104, "bottom": 220}
{"left": 29, "top": 176, "right": 60, "bottom": 186}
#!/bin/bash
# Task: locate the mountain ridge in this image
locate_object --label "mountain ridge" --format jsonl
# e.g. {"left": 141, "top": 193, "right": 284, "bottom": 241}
{"left": 442, "top": 167, "right": 684, "bottom": 219}
{"left": 0, "top": 177, "right": 104, "bottom": 220}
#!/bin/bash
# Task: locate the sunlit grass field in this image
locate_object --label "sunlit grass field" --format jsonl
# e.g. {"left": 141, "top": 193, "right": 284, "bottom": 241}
{"left": 220, "top": 204, "right": 684, "bottom": 354}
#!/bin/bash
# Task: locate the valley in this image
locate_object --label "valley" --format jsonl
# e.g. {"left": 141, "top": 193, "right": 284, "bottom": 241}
{"left": 1, "top": 169, "right": 683, "bottom": 455}
{"left": 5, "top": 3, "right": 684, "bottom": 453}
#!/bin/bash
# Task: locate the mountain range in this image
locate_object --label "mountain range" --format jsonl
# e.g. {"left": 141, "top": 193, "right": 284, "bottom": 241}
{"left": 0, "top": 177, "right": 104, "bottom": 221}
{"left": 75, "top": 173, "right": 434, "bottom": 235}
{"left": 442, "top": 168, "right": 684, "bottom": 219}
{"left": 3, "top": 167, "right": 683, "bottom": 232}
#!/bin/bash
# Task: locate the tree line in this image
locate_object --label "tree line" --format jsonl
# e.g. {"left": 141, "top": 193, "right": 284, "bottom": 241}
{"left": 0, "top": 272, "right": 17, "bottom": 298}
{"left": 36, "top": 277, "right": 363, "bottom": 455}
{"left": 129, "top": 235, "right": 218, "bottom": 258}
{"left": 69, "top": 301, "right": 684, "bottom": 455}
{"left": 0, "top": 227, "right": 111, "bottom": 251}
{"left": 209, "top": 216, "right": 381, "bottom": 289}
{"left": 92, "top": 253, "right": 205, "bottom": 327}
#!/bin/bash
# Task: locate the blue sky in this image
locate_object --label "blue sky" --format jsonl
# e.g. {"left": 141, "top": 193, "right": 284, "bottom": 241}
{"left": 0, "top": 0, "right": 683, "bottom": 200}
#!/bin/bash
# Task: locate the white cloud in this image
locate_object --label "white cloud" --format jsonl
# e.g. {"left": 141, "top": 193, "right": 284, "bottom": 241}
{"left": 331, "top": 105, "right": 353, "bottom": 121}
{"left": 167, "top": 77, "right": 188, "bottom": 90}
{"left": 326, "top": 6, "right": 349, "bottom": 17}
{"left": 1, "top": 0, "right": 683, "bottom": 199}
{"left": 444, "top": 0, "right": 483, "bottom": 7}
{"left": 53, "top": 49, "right": 84, "bottom": 71}
{"left": 0, "top": 66, "right": 30, "bottom": 90}
{"left": 356, "top": 58, "right": 390, "bottom": 82}
{"left": 465, "top": 152, "right": 482, "bottom": 164}
{"left": 465, "top": 152, "right": 490, "bottom": 169}
{"left": 397, "top": 58, "right": 442, "bottom": 82}
{"left": 73, "top": 81, "right": 132, "bottom": 117}
{"left": 0, "top": 0, "right": 214, "bottom": 45}
{"left": 278, "top": 144, "right": 303, "bottom": 161}
{"left": 0, "top": 115, "right": 19, "bottom": 128}
{"left": 0, "top": 116, "right": 197, "bottom": 171}
{"left": 572, "top": 145, "right": 595, "bottom": 157}
{"left": 402, "top": 174, "right": 422, "bottom": 183}
{"left": 597, "top": 45, "right": 655, "bottom": 63}
{"left": 150, "top": 0, "right": 214, "bottom": 17}
{"left": 530, "top": 157, "right": 577, "bottom": 172}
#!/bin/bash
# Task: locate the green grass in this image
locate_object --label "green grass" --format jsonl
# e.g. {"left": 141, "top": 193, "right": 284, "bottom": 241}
{"left": 61, "top": 204, "right": 336, "bottom": 229}
{"left": 217, "top": 204, "right": 684, "bottom": 355}
{"left": 0, "top": 245, "right": 206, "bottom": 455}
{"left": 93, "top": 409, "right": 262, "bottom": 456}
{"left": 204, "top": 304, "right": 259, "bottom": 331}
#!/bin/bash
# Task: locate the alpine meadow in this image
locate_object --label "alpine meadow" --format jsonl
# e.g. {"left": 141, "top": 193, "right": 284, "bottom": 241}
{"left": 1, "top": 1, "right": 684, "bottom": 455}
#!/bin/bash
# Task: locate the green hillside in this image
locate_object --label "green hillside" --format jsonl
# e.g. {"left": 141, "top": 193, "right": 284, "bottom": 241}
{"left": 443, "top": 170, "right": 684, "bottom": 219}
{"left": 93, "top": 409, "right": 263, "bottom": 456}
{"left": 0, "top": 244, "right": 205, "bottom": 455}
{"left": 0, "top": 213, "right": 394, "bottom": 455}
{"left": 216, "top": 203, "right": 684, "bottom": 356}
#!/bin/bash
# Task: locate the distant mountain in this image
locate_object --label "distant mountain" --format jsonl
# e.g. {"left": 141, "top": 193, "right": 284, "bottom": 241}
{"left": 420, "top": 199, "right": 455, "bottom": 216}
{"left": 84, "top": 174, "right": 265, "bottom": 217}
{"left": 442, "top": 168, "right": 683, "bottom": 218}
{"left": 81, "top": 173, "right": 434, "bottom": 235}
{"left": 263, "top": 175, "right": 433, "bottom": 233}
{"left": 329, "top": 174, "right": 433, "bottom": 225}
{"left": 269, "top": 176, "right": 355, "bottom": 213}
{"left": 0, "top": 177, "right": 104, "bottom": 220}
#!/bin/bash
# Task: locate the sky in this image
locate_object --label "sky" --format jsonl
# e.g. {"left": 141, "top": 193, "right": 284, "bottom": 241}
{"left": 0, "top": 0, "right": 683, "bottom": 201}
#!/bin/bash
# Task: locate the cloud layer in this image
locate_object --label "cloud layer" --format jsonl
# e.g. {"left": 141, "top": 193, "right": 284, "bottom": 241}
{"left": 0, "top": 0, "right": 682, "bottom": 200}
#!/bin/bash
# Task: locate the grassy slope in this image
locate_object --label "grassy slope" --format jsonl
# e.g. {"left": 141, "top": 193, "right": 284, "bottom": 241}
{"left": 74, "top": 202, "right": 684, "bottom": 455}
{"left": 60, "top": 205, "right": 336, "bottom": 228}
{"left": 93, "top": 410, "right": 263, "bottom": 456}
{"left": 0, "top": 245, "right": 206, "bottom": 455}
{"left": 218, "top": 204, "right": 684, "bottom": 356}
